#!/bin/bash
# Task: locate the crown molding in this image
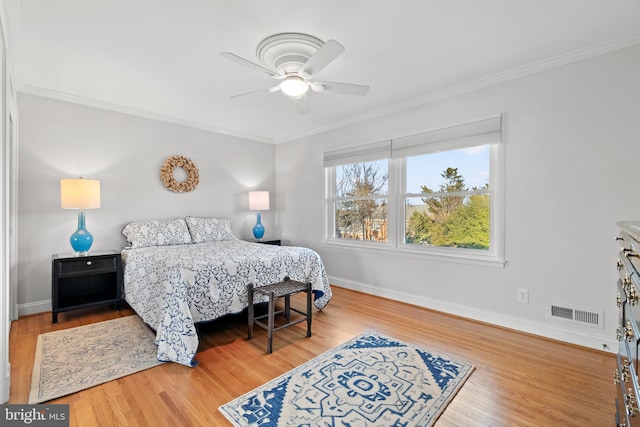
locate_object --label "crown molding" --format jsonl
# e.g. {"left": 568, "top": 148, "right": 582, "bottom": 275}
{"left": 19, "top": 85, "right": 275, "bottom": 144}
{"left": 274, "top": 31, "right": 640, "bottom": 144}
{"left": 14, "top": 31, "right": 640, "bottom": 146}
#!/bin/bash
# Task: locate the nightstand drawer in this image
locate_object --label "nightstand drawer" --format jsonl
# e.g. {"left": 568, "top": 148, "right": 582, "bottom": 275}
{"left": 57, "top": 256, "right": 117, "bottom": 276}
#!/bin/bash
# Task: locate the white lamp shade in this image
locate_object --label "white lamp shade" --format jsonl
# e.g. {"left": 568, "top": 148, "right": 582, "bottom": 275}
{"left": 60, "top": 178, "right": 101, "bottom": 209}
{"left": 249, "top": 190, "right": 269, "bottom": 211}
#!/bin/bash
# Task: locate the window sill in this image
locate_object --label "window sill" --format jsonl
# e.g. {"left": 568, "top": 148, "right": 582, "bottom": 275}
{"left": 322, "top": 239, "right": 506, "bottom": 268}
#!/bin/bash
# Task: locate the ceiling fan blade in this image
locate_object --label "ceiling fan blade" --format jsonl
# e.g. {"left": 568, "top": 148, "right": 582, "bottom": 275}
{"left": 230, "top": 85, "right": 280, "bottom": 99}
{"left": 292, "top": 94, "right": 311, "bottom": 114}
{"left": 311, "top": 81, "right": 370, "bottom": 96}
{"left": 220, "top": 52, "right": 283, "bottom": 79}
{"left": 298, "top": 39, "right": 345, "bottom": 80}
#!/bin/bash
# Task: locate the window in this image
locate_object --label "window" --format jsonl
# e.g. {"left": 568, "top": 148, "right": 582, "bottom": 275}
{"left": 324, "top": 116, "right": 504, "bottom": 266}
{"left": 334, "top": 160, "right": 389, "bottom": 242}
{"left": 404, "top": 146, "right": 491, "bottom": 250}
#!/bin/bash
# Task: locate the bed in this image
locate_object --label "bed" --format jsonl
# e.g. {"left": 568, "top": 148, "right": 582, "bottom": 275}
{"left": 120, "top": 217, "right": 332, "bottom": 366}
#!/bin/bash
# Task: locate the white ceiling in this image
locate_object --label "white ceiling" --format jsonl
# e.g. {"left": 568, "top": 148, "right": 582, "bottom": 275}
{"left": 6, "top": 1, "right": 640, "bottom": 144}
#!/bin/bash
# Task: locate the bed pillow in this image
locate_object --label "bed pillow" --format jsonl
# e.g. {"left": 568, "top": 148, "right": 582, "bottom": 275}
{"left": 122, "top": 218, "right": 192, "bottom": 248}
{"left": 185, "top": 217, "right": 235, "bottom": 243}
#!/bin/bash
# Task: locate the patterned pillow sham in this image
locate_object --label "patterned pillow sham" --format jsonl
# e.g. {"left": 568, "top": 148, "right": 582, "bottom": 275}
{"left": 185, "top": 217, "right": 236, "bottom": 243}
{"left": 122, "top": 218, "right": 192, "bottom": 248}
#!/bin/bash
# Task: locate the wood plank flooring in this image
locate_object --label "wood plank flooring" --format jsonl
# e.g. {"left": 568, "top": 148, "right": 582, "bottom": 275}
{"left": 9, "top": 286, "right": 615, "bottom": 426}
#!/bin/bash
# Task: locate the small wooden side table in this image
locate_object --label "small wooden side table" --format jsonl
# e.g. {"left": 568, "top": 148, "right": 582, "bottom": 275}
{"left": 247, "top": 278, "right": 312, "bottom": 353}
{"left": 51, "top": 250, "right": 122, "bottom": 323}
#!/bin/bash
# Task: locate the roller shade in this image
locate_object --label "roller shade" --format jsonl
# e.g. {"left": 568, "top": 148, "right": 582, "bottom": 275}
{"left": 323, "top": 140, "right": 391, "bottom": 167}
{"left": 391, "top": 115, "right": 502, "bottom": 158}
{"left": 323, "top": 115, "right": 501, "bottom": 166}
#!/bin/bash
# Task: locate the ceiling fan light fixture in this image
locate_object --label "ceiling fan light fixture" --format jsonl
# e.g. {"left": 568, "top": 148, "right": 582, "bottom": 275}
{"left": 280, "top": 76, "right": 309, "bottom": 97}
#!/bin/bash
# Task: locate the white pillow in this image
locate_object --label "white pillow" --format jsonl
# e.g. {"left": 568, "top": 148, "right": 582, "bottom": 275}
{"left": 185, "top": 217, "right": 236, "bottom": 243}
{"left": 122, "top": 219, "right": 192, "bottom": 248}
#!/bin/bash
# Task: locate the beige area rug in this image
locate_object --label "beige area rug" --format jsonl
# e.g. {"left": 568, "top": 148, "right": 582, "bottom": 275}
{"left": 29, "top": 315, "right": 164, "bottom": 404}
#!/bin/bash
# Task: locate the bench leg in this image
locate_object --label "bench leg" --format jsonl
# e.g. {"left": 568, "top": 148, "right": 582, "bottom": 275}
{"left": 267, "top": 290, "right": 275, "bottom": 354}
{"left": 306, "top": 283, "right": 312, "bottom": 338}
{"left": 247, "top": 283, "right": 254, "bottom": 340}
{"left": 285, "top": 294, "right": 291, "bottom": 323}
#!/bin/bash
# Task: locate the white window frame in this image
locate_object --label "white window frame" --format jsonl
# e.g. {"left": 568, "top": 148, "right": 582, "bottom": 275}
{"left": 324, "top": 149, "right": 392, "bottom": 250}
{"left": 323, "top": 115, "right": 505, "bottom": 268}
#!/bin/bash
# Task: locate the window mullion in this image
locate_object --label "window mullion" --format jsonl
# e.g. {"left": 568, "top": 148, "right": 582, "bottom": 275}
{"left": 389, "top": 157, "right": 403, "bottom": 248}
{"left": 405, "top": 189, "right": 489, "bottom": 198}
{"left": 334, "top": 195, "right": 387, "bottom": 202}
{"left": 324, "top": 166, "right": 337, "bottom": 241}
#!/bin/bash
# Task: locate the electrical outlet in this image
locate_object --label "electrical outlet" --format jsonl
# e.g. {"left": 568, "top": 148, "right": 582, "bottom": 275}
{"left": 517, "top": 288, "right": 529, "bottom": 303}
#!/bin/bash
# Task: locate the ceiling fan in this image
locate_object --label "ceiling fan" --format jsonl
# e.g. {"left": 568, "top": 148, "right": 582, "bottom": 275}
{"left": 220, "top": 33, "right": 369, "bottom": 114}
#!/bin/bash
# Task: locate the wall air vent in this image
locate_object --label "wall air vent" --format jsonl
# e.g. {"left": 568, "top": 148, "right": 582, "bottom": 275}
{"left": 549, "top": 305, "right": 603, "bottom": 329}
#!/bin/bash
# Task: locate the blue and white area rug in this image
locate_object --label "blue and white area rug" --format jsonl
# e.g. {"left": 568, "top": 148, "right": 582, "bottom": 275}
{"left": 219, "top": 330, "right": 474, "bottom": 426}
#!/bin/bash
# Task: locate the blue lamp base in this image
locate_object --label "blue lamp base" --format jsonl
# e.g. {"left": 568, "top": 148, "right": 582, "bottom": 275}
{"left": 70, "top": 210, "right": 93, "bottom": 256}
{"left": 253, "top": 212, "right": 265, "bottom": 241}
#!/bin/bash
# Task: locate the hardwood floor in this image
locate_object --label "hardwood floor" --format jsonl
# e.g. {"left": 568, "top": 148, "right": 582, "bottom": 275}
{"left": 9, "top": 286, "right": 615, "bottom": 426}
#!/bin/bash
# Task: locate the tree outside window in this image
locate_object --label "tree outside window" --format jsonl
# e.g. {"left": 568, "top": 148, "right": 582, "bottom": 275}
{"left": 334, "top": 161, "right": 388, "bottom": 242}
{"left": 405, "top": 167, "right": 490, "bottom": 250}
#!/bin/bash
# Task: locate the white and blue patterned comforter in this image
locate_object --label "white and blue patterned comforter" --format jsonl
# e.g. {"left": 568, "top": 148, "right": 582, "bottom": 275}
{"left": 121, "top": 239, "right": 332, "bottom": 366}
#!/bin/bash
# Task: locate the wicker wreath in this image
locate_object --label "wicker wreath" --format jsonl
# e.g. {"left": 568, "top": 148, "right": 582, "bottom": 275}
{"left": 160, "top": 155, "right": 199, "bottom": 193}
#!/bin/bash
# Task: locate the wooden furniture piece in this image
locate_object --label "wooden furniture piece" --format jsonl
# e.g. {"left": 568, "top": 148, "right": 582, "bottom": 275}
{"left": 51, "top": 250, "right": 122, "bottom": 323}
{"left": 615, "top": 221, "right": 640, "bottom": 426}
{"left": 255, "top": 239, "right": 281, "bottom": 246}
{"left": 247, "top": 277, "right": 312, "bottom": 353}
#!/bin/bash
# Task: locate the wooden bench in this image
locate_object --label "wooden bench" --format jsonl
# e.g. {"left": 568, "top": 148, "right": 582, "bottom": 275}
{"left": 247, "top": 277, "right": 312, "bottom": 353}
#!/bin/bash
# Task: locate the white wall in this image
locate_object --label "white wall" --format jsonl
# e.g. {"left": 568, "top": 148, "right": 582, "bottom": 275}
{"left": 275, "top": 45, "right": 640, "bottom": 351}
{"left": 14, "top": 45, "right": 640, "bottom": 352}
{"left": 17, "top": 93, "right": 276, "bottom": 314}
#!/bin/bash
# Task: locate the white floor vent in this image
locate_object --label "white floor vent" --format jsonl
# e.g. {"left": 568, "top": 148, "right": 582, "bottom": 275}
{"left": 549, "top": 305, "right": 603, "bottom": 329}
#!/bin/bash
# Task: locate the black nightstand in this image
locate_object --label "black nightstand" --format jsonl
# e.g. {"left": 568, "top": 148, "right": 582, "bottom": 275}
{"left": 257, "top": 240, "right": 281, "bottom": 246}
{"left": 51, "top": 250, "right": 123, "bottom": 323}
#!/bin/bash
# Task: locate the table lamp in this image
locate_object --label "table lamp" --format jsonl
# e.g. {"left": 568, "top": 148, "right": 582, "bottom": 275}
{"left": 60, "top": 178, "right": 101, "bottom": 256}
{"left": 249, "top": 190, "right": 269, "bottom": 241}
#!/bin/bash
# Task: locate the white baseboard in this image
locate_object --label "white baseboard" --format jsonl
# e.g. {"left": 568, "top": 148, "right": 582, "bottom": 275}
{"left": 19, "top": 282, "right": 619, "bottom": 353}
{"left": 329, "top": 276, "right": 618, "bottom": 354}
{"left": 18, "top": 299, "right": 51, "bottom": 317}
